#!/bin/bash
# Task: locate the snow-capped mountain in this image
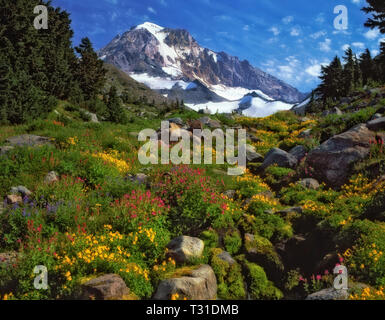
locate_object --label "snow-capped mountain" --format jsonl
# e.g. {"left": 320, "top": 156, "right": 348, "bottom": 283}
{"left": 99, "top": 22, "right": 306, "bottom": 116}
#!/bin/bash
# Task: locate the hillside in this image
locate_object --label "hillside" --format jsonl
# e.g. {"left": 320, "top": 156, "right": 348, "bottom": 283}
{"left": 104, "top": 63, "right": 168, "bottom": 107}
{"left": 1, "top": 84, "right": 385, "bottom": 300}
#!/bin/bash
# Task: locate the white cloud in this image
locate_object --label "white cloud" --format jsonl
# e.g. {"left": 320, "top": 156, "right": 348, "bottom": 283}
{"left": 159, "top": 0, "right": 167, "bottom": 6}
{"left": 342, "top": 44, "right": 350, "bottom": 51}
{"left": 147, "top": 6, "right": 157, "bottom": 14}
{"left": 305, "top": 60, "right": 329, "bottom": 77}
{"left": 352, "top": 42, "right": 365, "bottom": 49}
{"left": 243, "top": 25, "right": 250, "bottom": 31}
{"left": 269, "top": 26, "right": 280, "bottom": 36}
{"left": 316, "top": 13, "right": 325, "bottom": 24}
{"left": 372, "top": 49, "right": 379, "bottom": 56}
{"left": 282, "top": 16, "right": 294, "bottom": 24}
{"left": 351, "top": 0, "right": 361, "bottom": 5}
{"left": 364, "top": 29, "right": 380, "bottom": 40}
{"left": 319, "top": 38, "right": 332, "bottom": 52}
{"left": 290, "top": 27, "right": 301, "bottom": 37}
{"left": 310, "top": 31, "right": 326, "bottom": 39}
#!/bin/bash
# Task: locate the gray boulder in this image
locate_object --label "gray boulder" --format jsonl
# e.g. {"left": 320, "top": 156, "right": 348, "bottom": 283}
{"left": 298, "top": 178, "right": 320, "bottom": 190}
{"left": 167, "top": 117, "right": 184, "bottom": 126}
{"left": 306, "top": 288, "right": 348, "bottom": 300}
{"left": 153, "top": 265, "right": 217, "bottom": 300}
{"left": 307, "top": 124, "right": 377, "bottom": 186}
{"left": 11, "top": 186, "right": 32, "bottom": 197}
{"left": 298, "top": 129, "right": 312, "bottom": 139}
{"left": 217, "top": 251, "right": 236, "bottom": 266}
{"left": 206, "top": 119, "right": 221, "bottom": 129}
{"left": 167, "top": 236, "right": 204, "bottom": 263}
{"left": 371, "top": 113, "right": 383, "bottom": 120}
{"left": 246, "top": 145, "right": 263, "bottom": 162}
{"left": 289, "top": 145, "right": 307, "bottom": 161}
{"left": 81, "top": 274, "right": 130, "bottom": 300}
{"left": 367, "top": 117, "right": 385, "bottom": 131}
{"left": 126, "top": 173, "right": 148, "bottom": 186}
{"left": 5, "top": 134, "right": 52, "bottom": 147}
{"left": 261, "top": 148, "right": 298, "bottom": 170}
{"left": 0, "top": 146, "right": 14, "bottom": 155}
{"left": 323, "top": 107, "right": 343, "bottom": 116}
{"left": 44, "top": 171, "right": 59, "bottom": 184}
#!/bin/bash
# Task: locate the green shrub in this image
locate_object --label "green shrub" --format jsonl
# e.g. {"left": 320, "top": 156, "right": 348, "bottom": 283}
{"left": 244, "top": 262, "right": 283, "bottom": 300}
{"left": 224, "top": 229, "right": 242, "bottom": 255}
{"left": 210, "top": 249, "right": 246, "bottom": 300}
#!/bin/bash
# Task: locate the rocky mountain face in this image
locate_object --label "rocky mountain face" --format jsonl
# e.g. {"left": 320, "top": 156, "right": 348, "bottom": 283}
{"left": 98, "top": 22, "right": 306, "bottom": 104}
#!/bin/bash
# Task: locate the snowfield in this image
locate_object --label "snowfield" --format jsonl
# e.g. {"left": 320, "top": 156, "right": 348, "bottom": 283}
{"left": 210, "top": 84, "right": 274, "bottom": 101}
{"left": 129, "top": 73, "right": 189, "bottom": 90}
{"left": 186, "top": 96, "right": 293, "bottom": 118}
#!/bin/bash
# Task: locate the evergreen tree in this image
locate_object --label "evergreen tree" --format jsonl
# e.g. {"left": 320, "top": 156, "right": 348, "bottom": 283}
{"left": 74, "top": 37, "right": 106, "bottom": 100}
{"left": 362, "top": 0, "right": 385, "bottom": 34}
{"left": 316, "top": 56, "right": 344, "bottom": 102}
{"left": 342, "top": 48, "right": 356, "bottom": 95}
{"left": 107, "top": 86, "right": 126, "bottom": 124}
{"left": 376, "top": 41, "right": 385, "bottom": 82}
{"left": 0, "top": 0, "right": 79, "bottom": 123}
{"left": 353, "top": 54, "right": 363, "bottom": 88}
{"left": 359, "top": 49, "right": 376, "bottom": 85}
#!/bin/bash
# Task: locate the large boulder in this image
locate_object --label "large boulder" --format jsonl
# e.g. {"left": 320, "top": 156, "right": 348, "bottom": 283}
{"left": 289, "top": 145, "right": 307, "bottom": 161}
{"left": 246, "top": 145, "right": 263, "bottom": 163}
{"left": 306, "top": 288, "right": 348, "bottom": 300}
{"left": 81, "top": 274, "right": 131, "bottom": 300}
{"left": 371, "top": 113, "right": 383, "bottom": 120}
{"left": 367, "top": 117, "right": 385, "bottom": 131}
{"left": 153, "top": 265, "right": 217, "bottom": 300}
{"left": 244, "top": 234, "right": 284, "bottom": 284}
{"left": 166, "top": 236, "right": 204, "bottom": 263}
{"left": 5, "top": 134, "right": 52, "bottom": 147}
{"left": 261, "top": 148, "right": 298, "bottom": 170}
{"left": 306, "top": 124, "right": 377, "bottom": 187}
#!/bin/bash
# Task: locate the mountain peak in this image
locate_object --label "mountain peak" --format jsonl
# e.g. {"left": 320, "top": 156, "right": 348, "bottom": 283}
{"left": 134, "top": 22, "right": 165, "bottom": 34}
{"left": 99, "top": 22, "right": 306, "bottom": 103}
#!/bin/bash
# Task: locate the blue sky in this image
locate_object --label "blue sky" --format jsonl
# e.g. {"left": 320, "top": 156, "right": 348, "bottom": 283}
{"left": 52, "top": 0, "right": 385, "bottom": 92}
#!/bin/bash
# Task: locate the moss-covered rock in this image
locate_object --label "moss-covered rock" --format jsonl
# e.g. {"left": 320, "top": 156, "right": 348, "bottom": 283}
{"left": 210, "top": 248, "right": 246, "bottom": 300}
{"left": 244, "top": 233, "right": 284, "bottom": 285}
{"left": 244, "top": 261, "right": 283, "bottom": 300}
